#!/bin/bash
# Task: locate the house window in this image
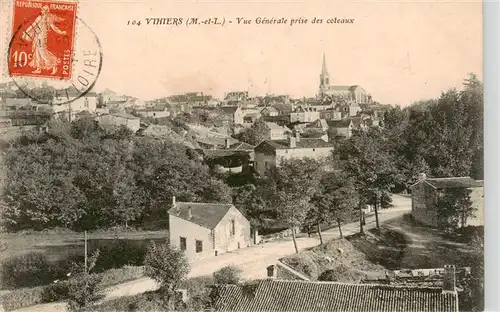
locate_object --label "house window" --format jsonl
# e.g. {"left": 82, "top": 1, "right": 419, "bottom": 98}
{"left": 180, "top": 237, "right": 187, "bottom": 251}
{"left": 313, "top": 149, "right": 316, "bottom": 152}
{"left": 195, "top": 240, "right": 203, "bottom": 253}
{"left": 230, "top": 219, "right": 236, "bottom": 236}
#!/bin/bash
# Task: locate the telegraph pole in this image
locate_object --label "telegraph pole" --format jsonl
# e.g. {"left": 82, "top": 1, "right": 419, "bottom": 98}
{"left": 84, "top": 230, "right": 88, "bottom": 274}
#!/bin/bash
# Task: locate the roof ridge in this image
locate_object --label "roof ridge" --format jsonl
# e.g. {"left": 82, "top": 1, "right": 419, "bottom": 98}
{"left": 427, "top": 176, "right": 472, "bottom": 180}
{"left": 176, "top": 202, "right": 233, "bottom": 206}
{"left": 266, "top": 279, "right": 445, "bottom": 291}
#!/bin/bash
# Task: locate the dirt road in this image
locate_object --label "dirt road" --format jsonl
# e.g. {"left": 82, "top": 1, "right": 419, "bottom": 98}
{"left": 11, "top": 195, "right": 411, "bottom": 312}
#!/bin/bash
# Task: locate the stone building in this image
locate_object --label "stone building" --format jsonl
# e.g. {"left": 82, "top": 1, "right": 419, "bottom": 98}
{"left": 98, "top": 112, "right": 141, "bottom": 132}
{"left": 410, "top": 173, "right": 484, "bottom": 227}
{"left": 253, "top": 132, "right": 334, "bottom": 176}
{"left": 318, "top": 53, "right": 371, "bottom": 104}
{"left": 168, "top": 198, "right": 252, "bottom": 260}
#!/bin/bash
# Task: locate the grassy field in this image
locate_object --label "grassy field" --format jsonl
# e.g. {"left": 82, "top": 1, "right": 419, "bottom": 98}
{"left": 0, "top": 229, "right": 169, "bottom": 263}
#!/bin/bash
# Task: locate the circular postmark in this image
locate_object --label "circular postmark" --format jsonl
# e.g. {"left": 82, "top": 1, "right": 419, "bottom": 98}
{"left": 8, "top": 5, "right": 102, "bottom": 105}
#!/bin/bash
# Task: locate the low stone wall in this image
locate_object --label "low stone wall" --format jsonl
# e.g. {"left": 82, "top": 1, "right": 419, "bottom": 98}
{"left": 276, "top": 261, "right": 310, "bottom": 281}
{"left": 261, "top": 227, "right": 301, "bottom": 243}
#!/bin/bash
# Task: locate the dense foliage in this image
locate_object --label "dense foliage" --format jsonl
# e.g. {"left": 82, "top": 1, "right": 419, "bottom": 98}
{"left": 1, "top": 118, "right": 231, "bottom": 231}
{"left": 144, "top": 241, "right": 190, "bottom": 306}
{"left": 382, "top": 74, "right": 483, "bottom": 186}
{"left": 232, "top": 118, "right": 268, "bottom": 145}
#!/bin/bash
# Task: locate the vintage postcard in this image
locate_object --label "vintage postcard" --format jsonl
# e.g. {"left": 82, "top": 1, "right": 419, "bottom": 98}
{"left": 0, "top": 1, "right": 484, "bottom": 312}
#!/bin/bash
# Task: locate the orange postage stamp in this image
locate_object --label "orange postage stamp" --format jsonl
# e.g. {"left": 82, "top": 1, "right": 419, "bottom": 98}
{"left": 8, "top": 0, "right": 77, "bottom": 80}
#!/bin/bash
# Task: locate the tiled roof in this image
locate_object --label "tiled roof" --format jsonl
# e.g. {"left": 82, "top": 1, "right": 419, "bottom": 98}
{"left": 168, "top": 95, "right": 189, "bottom": 103}
{"left": 327, "top": 119, "right": 352, "bottom": 128}
{"left": 327, "top": 85, "right": 352, "bottom": 91}
{"left": 230, "top": 141, "right": 255, "bottom": 150}
{"left": 273, "top": 103, "right": 293, "bottom": 114}
{"left": 168, "top": 202, "right": 234, "bottom": 229}
{"left": 196, "top": 137, "right": 239, "bottom": 147}
{"left": 210, "top": 279, "right": 458, "bottom": 312}
{"left": 201, "top": 149, "right": 252, "bottom": 158}
{"left": 261, "top": 107, "right": 279, "bottom": 113}
{"left": 220, "top": 106, "right": 239, "bottom": 114}
{"left": 425, "top": 177, "right": 483, "bottom": 189}
{"left": 109, "top": 112, "right": 139, "bottom": 120}
{"left": 265, "top": 122, "right": 285, "bottom": 130}
{"left": 5, "top": 98, "right": 31, "bottom": 106}
{"left": 347, "top": 117, "right": 363, "bottom": 127}
{"left": 244, "top": 113, "right": 260, "bottom": 118}
{"left": 305, "top": 119, "right": 328, "bottom": 130}
{"left": 257, "top": 138, "right": 333, "bottom": 151}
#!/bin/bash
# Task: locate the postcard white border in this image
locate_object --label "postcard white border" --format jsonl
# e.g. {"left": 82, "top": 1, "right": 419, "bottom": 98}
{"left": 483, "top": 1, "right": 499, "bottom": 311}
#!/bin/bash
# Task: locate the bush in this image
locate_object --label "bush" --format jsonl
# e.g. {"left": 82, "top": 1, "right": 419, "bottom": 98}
{"left": 41, "top": 281, "right": 71, "bottom": 303}
{"left": 0, "top": 252, "right": 65, "bottom": 289}
{"left": 66, "top": 274, "right": 105, "bottom": 312}
{"left": 0, "top": 285, "right": 45, "bottom": 311}
{"left": 99, "top": 266, "right": 144, "bottom": 286}
{"left": 213, "top": 266, "right": 242, "bottom": 285}
{"left": 60, "top": 239, "right": 153, "bottom": 274}
{"left": 318, "top": 265, "right": 366, "bottom": 283}
{"left": 144, "top": 241, "right": 190, "bottom": 304}
{"left": 96, "top": 290, "right": 167, "bottom": 312}
{"left": 280, "top": 254, "right": 320, "bottom": 280}
{"left": 0, "top": 265, "right": 144, "bottom": 311}
{"left": 179, "top": 276, "right": 214, "bottom": 311}
{"left": 91, "top": 239, "right": 150, "bottom": 271}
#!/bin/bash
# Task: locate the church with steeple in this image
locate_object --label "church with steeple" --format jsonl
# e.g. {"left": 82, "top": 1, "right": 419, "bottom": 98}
{"left": 319, "top": 53, "right": 331, "bottom": 94}
{"left": 317, "top": 53, "right": 372, "bottom": 104}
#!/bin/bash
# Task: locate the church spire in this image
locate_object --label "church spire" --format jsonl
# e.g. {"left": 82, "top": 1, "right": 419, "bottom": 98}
{"left": 321, "top": 52, "right": 329, "bottom": 76}
{"left": 319, "top": 53, "right": 330, "bottom": 94}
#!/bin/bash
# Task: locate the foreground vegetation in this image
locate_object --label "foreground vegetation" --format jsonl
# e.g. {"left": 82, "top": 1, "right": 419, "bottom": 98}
{"left": 281, "top": 215, "right": 484, "bottom": 312}
{"left": 0, "top": 266, "right": 143, "bottom": 311}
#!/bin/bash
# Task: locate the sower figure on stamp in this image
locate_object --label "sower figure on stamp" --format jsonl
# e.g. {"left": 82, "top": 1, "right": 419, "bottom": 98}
{"left": 22, "top": 5, "right": 67, "bottom": 75}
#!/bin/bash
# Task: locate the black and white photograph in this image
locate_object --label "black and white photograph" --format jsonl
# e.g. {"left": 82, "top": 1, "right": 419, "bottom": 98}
{"left": 0, "top": 0, "right": 485, "bottom": 311}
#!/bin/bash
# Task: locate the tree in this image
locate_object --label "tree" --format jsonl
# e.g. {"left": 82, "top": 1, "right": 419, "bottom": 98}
{"left": 66, "top": 274, "right": 105, "bottom": 312}
{"left": 213, "top": 265, "right": 242, "bottom": 285}
{"left": 267, "top": 158, "right": 322, "bottom": 253}
{"left": 232, "top": 183, "right": 272, "bottom": 230}
{"left": 232, "top": 118, "right": 268, "bottom": 145}
{"left": 436, "top": 188, "right": 475, "bottom": 232}
{"left": 375, "top": 74, "right": 483, "bottom": 192}
{"left": 309, "top": 171, "right": 358, "bottom": 242}
{"left": 144, "top": 242, "right": 190, "bottom": 306}
{"left": 336, "top": 128, "right": 399, "bottom": 230}
{"left": 2, "top": 116, "right": 234, "bottom": 231}
{"left": 65, "top": 249, "right": 104, "bottom": 312}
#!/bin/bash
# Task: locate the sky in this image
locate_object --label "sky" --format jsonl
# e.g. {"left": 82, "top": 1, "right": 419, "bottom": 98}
{"left": 0, "top": 0, "right": 483, "bottom": 106}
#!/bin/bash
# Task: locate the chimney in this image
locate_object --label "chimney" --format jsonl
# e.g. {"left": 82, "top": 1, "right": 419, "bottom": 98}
{"left": 418, "top": 173, "right": 427, "bottom": 182}
{"left": 442, "top": 265, "right": 456, "bottom": 292}
{"left": 288, "top": 134, "right": 296, "bottom": 148}
{"left": 225, "top": 138, "right": 230, "bottom": 149}
{"left": 295, "top": 131, "right": 300, "bottom": 142}
{"left": 187, "top": 207, "right": 192, "bottom": 220}
{"left": 266, "top": 265, "right": 277, "bottom": 279}
{"left": 172, "top": 196, "right": 176, "bottom": 206}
